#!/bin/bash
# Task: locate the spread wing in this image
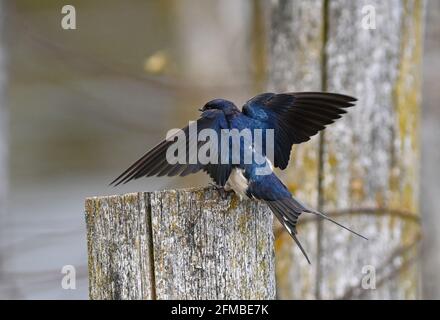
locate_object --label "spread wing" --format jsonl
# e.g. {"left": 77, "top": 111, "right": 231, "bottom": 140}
{"left": 110, "top": 109, "right": 232, "bottom": 186}
{"left": 242, "top": 92, "right": 356, "bottom": 169}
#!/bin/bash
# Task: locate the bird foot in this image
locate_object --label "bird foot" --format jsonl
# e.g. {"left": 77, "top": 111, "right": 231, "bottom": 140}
{"left": 209, "top": 183, "right": 232, "bottom": 200}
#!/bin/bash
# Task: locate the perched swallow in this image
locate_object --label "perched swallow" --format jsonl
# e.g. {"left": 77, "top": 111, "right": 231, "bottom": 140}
{"left": 111, "top": 92, "right": 366, "bottom": 264}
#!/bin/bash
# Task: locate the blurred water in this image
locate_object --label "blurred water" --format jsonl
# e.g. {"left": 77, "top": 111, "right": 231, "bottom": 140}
{"left": 0, "top": 0, "right": 255, "bottom": 299}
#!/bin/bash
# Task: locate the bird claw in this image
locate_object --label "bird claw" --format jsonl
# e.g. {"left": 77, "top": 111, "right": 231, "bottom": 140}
{"left": 209, "top": 183, "right": 231, "bottom": 200}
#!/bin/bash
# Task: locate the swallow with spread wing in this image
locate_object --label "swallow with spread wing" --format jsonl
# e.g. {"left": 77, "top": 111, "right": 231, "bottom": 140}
{"left": 111, "top": 92, "right": 367, "bottom": 264}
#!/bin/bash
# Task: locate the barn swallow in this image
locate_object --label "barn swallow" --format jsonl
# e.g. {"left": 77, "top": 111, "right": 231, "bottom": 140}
{"left": 111, "top": 92, "right": 367, "bottom": 264}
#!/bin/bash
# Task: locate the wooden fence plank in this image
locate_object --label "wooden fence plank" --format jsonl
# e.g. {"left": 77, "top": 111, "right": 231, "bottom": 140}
{"left": 320, "top": 0, "right": 424, "bottom": 299}
{"left": 268, "top": 0, "right": 424, "bottom": 299}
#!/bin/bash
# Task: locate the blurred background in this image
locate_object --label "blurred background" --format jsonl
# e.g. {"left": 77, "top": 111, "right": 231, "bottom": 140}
{"left": 0, "top": 0, "right": 438, "bottom": 299}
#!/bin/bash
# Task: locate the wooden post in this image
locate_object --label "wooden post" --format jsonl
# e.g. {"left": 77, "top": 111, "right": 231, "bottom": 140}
{"left": 269, "top": 0, "right": 425, "bottom": 299}
{"left": 85, "top": 187, "right": 275, "bottom": 300}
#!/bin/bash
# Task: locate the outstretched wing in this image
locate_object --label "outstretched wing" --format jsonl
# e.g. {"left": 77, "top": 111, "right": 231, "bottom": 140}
{"left": 242, "top": 92, "right": 356, "bottom": 169}
{"left": 110, "top": 109, "right": 232, "bottom": 186}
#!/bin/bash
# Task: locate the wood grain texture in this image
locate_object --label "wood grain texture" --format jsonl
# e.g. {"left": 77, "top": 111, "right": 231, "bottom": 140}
{"left": 86, "top": 193, "right": 153, "bottom": 300}
{"left": 321, "top": 0, "right": 424, "bottom": 299}
{"left": 268, "top": 0, "right": 424, "bottom": 299}
{"left": 85, "top": 187, "right": 275, "bottom": 300}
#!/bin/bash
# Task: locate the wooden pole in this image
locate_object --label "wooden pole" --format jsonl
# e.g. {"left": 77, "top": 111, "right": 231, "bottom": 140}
{"left": 269, "top": 0, "right": 425, "bottom": 299}
{"left": 85, "top": 187, "right": 275, "bottom": 300}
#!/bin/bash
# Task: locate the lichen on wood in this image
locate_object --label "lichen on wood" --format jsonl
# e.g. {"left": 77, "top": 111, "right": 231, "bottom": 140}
{"left": 86, "top": 193, "right": 153, "bottom": 300}
{"left": 321, "top": 0, "right": 424, "bottom": 300}
{"left": 268, "top": 0, "right": 424, "bottom": 299}
{"left": 85, "top": 187, "right": 275, "bottom": 300}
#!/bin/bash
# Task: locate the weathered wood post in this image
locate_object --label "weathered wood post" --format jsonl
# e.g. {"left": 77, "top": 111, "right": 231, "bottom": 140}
{"left": 269, "top": 0, "right": 425, "bottom": 299}
{"left": 85, "top": 187, "right": 275, "bottom": 299}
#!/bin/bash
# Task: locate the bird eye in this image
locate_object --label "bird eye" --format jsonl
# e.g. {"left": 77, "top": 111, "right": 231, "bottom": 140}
{"left": 200, "top": 104, "right": 210, "bottom": 112}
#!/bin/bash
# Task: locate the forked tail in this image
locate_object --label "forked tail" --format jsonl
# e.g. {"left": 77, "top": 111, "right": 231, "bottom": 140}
{"left": 266, "top": 196, "right": 367, "bottom": 264}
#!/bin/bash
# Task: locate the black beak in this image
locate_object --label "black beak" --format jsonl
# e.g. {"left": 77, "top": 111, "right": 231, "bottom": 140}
{"left": 198, "top": 108, "right": 203, "bottom": 112}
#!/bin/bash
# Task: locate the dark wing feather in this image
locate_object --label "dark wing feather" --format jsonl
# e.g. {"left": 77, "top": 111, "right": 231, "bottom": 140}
{"left": 110, "top": 109, "right": 232, "bottom": 186}
{"left": 242, "top": 92, "right": 356, "bottom": 169}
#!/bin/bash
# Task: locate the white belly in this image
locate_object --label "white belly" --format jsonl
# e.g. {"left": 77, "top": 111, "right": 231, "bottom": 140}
{"left": 224, "top": 168, "right": 249, "bottom": 199}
